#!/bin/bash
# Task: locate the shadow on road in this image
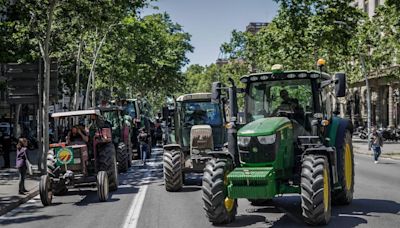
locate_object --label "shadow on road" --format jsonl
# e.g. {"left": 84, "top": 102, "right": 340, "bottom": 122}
{"left": 221, "top": 196, "right": 400, "bottom": 227}
{"left": 0, "top": 214, "right": 68, "bottom": 225}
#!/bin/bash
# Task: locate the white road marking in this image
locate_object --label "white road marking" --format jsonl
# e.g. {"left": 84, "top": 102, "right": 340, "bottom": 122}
{"left": 122, "top": 182, "right": 149, "bottom": 228}
{"left": 123, "top": 149, "right": 163, "bottom": 228}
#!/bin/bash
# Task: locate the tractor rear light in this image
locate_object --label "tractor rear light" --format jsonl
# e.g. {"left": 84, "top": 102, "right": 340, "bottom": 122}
{"left": 238, "top": 137, "right": 251, "bottom": 147}
{"left": 257, "top": 134, "right": 276, "bottom": 145}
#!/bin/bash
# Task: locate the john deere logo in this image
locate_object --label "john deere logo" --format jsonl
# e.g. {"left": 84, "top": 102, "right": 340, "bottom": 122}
{"left": 252, "top": 147, "right": 258, "bottom": 153}
{"left": 57, "top": 148, "right": 73, "bottom": 164}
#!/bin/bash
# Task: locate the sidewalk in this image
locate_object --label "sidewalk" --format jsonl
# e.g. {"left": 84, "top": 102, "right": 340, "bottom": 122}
{"left": 0, "top": 149, "right": 41, "bottom": 216}
{"left": 353, "top": 137, "right": 400, "bottom": 160}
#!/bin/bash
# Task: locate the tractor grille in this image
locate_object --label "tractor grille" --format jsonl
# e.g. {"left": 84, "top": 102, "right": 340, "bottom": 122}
{"left": 239, "top": 136, "right": 279, "bottom": 163}
{"left": 59, "top": 148, "right": 83, "bottom": 172}
{"left": 190, "top": 125, "right": 213, "bottom": 154}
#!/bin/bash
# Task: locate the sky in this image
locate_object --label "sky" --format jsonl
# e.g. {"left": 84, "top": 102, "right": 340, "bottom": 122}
{"left": 141, "top": 0, "right": 279, "bottom": 67}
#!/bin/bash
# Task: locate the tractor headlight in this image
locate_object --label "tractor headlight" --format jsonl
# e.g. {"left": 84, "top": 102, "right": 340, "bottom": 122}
{"left": 238, "top": 136, "right": 251, "bottom": 147}
{"left": 257, "top": 134, "right": 276, "bottom": 145}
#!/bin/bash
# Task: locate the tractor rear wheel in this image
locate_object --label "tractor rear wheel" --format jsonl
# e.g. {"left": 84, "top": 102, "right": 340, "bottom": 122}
{"left": 202, "top": 158, "right": 236, "bottom": 225}
{"left": 301, "top": 155, "right": 331, "bottom": 225}
{"left": 117, "top": 142, "right": 129, "bottom": 173}
{"left": 163, "top": 149, "right": 183, "bottom": 191}
{"left": 39, "top": 175, "right": 53, "bottom": 206}
{"left": 98, "top": 143, "right": 119, "bottom": 192}
{"left": 333, "top": 130, "right": 354, "bottom": 205}
{"left": 97, "top": 171, "right": 109, "bottom": 202}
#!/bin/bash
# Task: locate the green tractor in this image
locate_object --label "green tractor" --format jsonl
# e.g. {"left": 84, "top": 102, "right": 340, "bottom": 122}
{"left": 97, "top": 106, "right": 132, "bottom": 173}
{"left": 202, "top": 63, "right": 354, "bottom": 225}
{"left": 162, "top": 93, "right": 226, "bottom": 191}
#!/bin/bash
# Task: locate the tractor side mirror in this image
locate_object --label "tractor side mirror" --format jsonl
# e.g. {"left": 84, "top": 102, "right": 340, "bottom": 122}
{"left": 211, "top": 82, "right": 222, "bottom": 104}
{"left": 334, "top": 73, "right": 346, "bottom": 97}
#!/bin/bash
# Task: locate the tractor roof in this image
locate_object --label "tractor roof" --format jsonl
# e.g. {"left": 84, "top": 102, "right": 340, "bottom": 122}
{"left": 240, "top": 70, "right": 331, "bottom": 83}
{"left": 95, "top": 106, "right": 123, "bottom": 112}
{"left": 176, "top": 93, "right": 211, "bottom": 102}
{"left": 51, "top": 109, "right": 101, "bottom": 118}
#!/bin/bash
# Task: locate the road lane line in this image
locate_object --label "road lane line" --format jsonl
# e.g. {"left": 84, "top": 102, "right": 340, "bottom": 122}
{"left": 123, "top": 149, "right": 163, "bottom": 228}
{"left": 123, "top": 182, "right": 149, "bottom": 228}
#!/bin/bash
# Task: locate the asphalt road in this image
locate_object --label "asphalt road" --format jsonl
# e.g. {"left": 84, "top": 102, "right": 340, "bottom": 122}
{"left": 1, "top": 148, "right": 399, "bottom": 228}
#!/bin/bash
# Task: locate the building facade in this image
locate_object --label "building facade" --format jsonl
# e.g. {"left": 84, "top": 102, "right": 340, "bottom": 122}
{"left": 348, "top": 0, "right": 400, "bottom": 128}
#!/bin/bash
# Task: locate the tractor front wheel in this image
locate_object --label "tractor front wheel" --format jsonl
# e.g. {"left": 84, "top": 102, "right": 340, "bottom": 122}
{"left": 98, "top": 143, "right": 119, "bottom": 192}
{"left": 202, "top": 158, "right": 236, "bottom": 225}
{"left": 301, "top": 155, "right": 331, "bottom": 225}
{"left": 97, "top": 171, "right": 109, "bottom": 202}
{"left": 333, "top": 130, "right": 354, "bottom": 205}
{"left": 163, "top": 149, "right": 183, "bottom": 191}
{"left": 39, "top": 175, "right": 53, "bottom": 206}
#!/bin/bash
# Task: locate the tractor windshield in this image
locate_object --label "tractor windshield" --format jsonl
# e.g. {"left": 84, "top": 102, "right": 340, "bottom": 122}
{"left": 182, "top": 101, "right": 222, "bottom": 126}
{"left": 246, "top": 79, "right": 313, "bottom": 123}
{"left": 123, "top": 102, "right": 137, "bottom": 118}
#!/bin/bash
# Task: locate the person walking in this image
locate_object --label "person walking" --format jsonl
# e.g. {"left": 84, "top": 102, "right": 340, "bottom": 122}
{"left": 16, "top": 138, "right": 29, "bottom": 194}
{"left": 371, "top": 127, "right": 383, "bottom": 164}
{"left": 138, "top": 128, "right": 149, "bottom": 165}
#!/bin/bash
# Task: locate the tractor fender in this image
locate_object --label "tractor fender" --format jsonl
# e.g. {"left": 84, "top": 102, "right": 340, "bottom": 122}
{"left": 335, "top": 118, "right": 353, "bottom": 150}
{"left": 206, "top": 145, "right": 234, "bottom": 161}
{"left": 163, "top": 144, "right": 181, "bottom": 152}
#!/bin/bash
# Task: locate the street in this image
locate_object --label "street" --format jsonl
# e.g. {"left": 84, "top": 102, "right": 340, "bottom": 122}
{"left": 1, "top": 148, "right": 399, "bottom": 228}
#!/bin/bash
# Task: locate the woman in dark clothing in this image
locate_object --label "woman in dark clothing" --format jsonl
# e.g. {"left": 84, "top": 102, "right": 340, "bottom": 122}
{"left": 16, "top": 138, "right": 29, "bottom": 195}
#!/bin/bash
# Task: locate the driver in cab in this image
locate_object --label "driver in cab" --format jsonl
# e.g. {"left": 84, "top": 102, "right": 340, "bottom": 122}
{"left": 67, "top": 126, "right": 89, "bottom": 145}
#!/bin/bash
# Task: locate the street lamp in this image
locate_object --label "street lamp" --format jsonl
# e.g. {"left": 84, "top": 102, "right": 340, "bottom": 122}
{"left": 334, "top": 20, "right": 372, "bottom": 150}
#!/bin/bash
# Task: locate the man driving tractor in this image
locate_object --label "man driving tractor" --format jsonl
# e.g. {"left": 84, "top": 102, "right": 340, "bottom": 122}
{"left": 66, "top": 126, "right": 88, "bottom": 145}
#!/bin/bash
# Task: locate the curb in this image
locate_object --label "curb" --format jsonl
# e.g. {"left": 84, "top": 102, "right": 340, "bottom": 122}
{"left": 0, "top": 186, "right": 39, "bottom": 216}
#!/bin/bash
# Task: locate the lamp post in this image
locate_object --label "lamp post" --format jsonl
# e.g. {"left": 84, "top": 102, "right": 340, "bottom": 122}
{"left": 334, "top": 20, "right": 372, "bottom": 150}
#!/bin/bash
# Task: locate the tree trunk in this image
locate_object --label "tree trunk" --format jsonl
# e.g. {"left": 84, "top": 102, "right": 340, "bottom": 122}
{"left": 73, "top": 37, "right": 83, "bottom": 111}
{"left": 38, "top": 0, "right": 56, "bottom": 175}
{"left": 84, "top": 23, "right": 117, "bottom": 109}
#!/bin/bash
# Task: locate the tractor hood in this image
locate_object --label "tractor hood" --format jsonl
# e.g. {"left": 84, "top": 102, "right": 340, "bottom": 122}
{"left": 238, "top": 117, "right": 291, "bottom": 137}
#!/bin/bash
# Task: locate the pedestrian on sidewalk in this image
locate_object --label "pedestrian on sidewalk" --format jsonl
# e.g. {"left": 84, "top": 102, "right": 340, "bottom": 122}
{"left": 371, "top": 127, "right": 383, "bottom": 164}
{"left": 138, "top": 128, "right": 149, "bottom": 165}
{"left": 16, "top": 138, "right": 29, "bottom": 194}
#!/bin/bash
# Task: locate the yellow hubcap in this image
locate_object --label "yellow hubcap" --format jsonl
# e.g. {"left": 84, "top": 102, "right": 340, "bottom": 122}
{"left": 224, "top": 197, "right": 234, "bottom": 212}
{"left": 344, "top": 143, "right": 353, "bottom": 190}
{"left": 323, "top": 168, "right": 329, "bottom": 212}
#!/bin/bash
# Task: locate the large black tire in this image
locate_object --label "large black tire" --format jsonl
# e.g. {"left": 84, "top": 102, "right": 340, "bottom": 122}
{"left": 39, "top": 175, "right": 53, "bottom": 206}
{"left": 163, "top": 149, "right": 183, "bottom": 192}
{"left": 46, "top": 150, "right": 58, "bottom": 177}
{"left": 127, "top": 135, "right": 133, "bottom": 168}
{"left": 116, "top": 142, "right": 129, "bottom": 173}
{"left": 97, "top": 171, "right": 109, "bottom": 202}
{"left": 301, "top": 155, "right": 331, "bottom": 225}
{"left": 98, "top": 143, "right": 119, "bottom": 192}
{"left": 333, "top": 130, "right": 354, "bottom": 205}
{"left": 202, "top": 158, "right": 237, "bottom": 225}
